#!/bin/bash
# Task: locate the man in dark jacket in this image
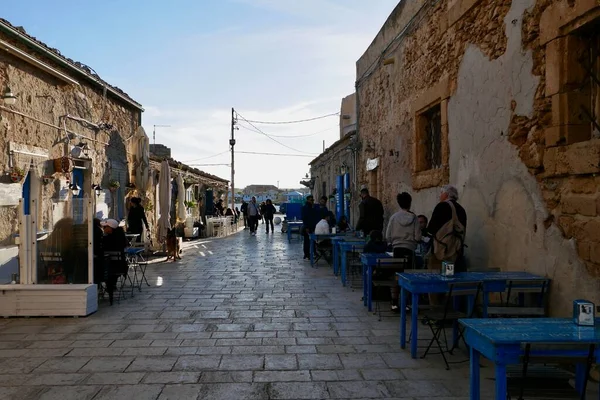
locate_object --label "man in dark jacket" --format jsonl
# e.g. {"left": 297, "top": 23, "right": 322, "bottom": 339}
{"left": 355, "top": 188, "right": 384, "bottom": 236}
{"left": 301, "top": 195, "right": 317, "bottom": 260}
{"left": 127, "top": 197, "right": 149, "bottom": 242}
{"left": 240, "top": 200, "right": 248, "bottom": 229}
{"left": 263, "top": 199, "right": 277, "bottom": 234}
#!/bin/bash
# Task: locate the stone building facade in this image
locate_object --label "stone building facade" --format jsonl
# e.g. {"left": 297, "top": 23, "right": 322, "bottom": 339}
{"left": 310, "top": 94, "right": 358, "bottom": 224}
{"left": 354, "top": 0, "right": 600, "bottom": 315}
{"left": 0, "top": 19, "right": 144, "bottom": 281}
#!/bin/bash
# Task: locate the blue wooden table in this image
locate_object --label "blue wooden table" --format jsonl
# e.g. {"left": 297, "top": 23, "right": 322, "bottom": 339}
{"left": 459, "top": 318, "right": 600, "bottom": 400}
{"left": 398, "top": 271, "right": 548, "bottom": 359}
{"left": 287, "top": 221, "right": 303, "bottom": 243}
{"left": 360, "top": 252, "right": 392, "bottom": 310}
{"left": 338, "top": 239, "right": 365, "bottom": 286}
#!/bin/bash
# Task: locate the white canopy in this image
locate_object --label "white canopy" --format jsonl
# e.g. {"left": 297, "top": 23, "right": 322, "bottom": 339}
{"left": 177, "top": 173, "right": 186, "bottom": 222}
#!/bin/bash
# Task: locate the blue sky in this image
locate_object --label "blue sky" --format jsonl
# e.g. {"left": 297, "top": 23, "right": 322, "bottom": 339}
{"left": 4, "top": 0, "right": 397, "bottom": 188}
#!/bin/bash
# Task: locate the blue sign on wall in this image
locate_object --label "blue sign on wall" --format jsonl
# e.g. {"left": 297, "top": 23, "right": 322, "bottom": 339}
{"left": 343, "top": 173, "right": 350, "bottom": 223}
{"left": 336, "top": 175, "right": 343, "bottom": 221}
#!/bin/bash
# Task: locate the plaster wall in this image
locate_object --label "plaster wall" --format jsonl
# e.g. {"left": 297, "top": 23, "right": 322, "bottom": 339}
{"left": 0, "top": 30, "right": 141, "bottom": 245}
{"left": 354, "top": 0, "right": 600, "bottom": 316}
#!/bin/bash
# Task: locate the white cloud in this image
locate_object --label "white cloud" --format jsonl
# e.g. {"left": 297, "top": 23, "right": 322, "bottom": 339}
{"left": 141, "top": 0, "right": 398, "bottom": 188}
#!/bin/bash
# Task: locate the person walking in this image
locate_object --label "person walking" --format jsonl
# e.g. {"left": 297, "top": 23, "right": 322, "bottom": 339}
{"left": 127, "top": 197, "right": 149, "bottom": 243}
{"left": 355, "top": 188, "right": 384, "bottom": 236}
{"left": 260, "top": 202, "right": 267, "bottom": 224}
{"left": 263, "top": 199, "right": 276, "bottom": 234}
{"left": 247, "top": 197, "right": 261, "bottom": 236}
{"left": 301, "top": 195, "right": 317, "bottom": 260}
{"left": 240, "top": 200, "right": 248, "bottom": 229}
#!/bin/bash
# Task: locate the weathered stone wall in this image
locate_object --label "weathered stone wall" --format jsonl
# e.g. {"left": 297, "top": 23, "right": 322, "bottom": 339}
{"left": 355, "top": 0, "right": 600, "bottom": 316}
{"left": 0, "top": 30, "right": 141, "bottom": 245}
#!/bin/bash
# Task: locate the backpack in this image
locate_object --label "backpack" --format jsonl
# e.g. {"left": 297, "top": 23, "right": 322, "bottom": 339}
{"left": 433, "top": 201, "right": 465, "bottom": 261}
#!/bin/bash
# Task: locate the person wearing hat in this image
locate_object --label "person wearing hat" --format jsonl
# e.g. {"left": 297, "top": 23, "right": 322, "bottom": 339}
{"left": 101, "top": 219, "right": 128, "bottom": 305}
{"left": 127, "top": 197, "right": 149, "bottom": 243}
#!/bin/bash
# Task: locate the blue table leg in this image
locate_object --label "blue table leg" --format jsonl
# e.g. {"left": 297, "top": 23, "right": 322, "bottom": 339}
{"left": 362, "top": 263, "right": 367, "bottom": 307}
{"left": 333, "top": 243, "right": 339, "bottom": 276}
{"left": 575, "top": 363, "right": 585, "bottom": 395}
{"left": 341, "top": 251, "right": 347, "bottom": 286}
{"left": 367, "top": 266, "right": 373, "bottom": 312}
{"left": 452, "top": 296, "right": 459, "bottom": 347}
{"left": 410, "top": 292, "right": 419, "bottom": 359}
{"left": 310, "top": 237, "right": 315, "bottom": 267}
{"left": 495, "top": 363, "right": 507, "bottom": 400}
{"left": 469, "top": 346, "right": 480, "bottom": 400}
{"left": 400, "top": 286, "right": 407, "bottom": 349}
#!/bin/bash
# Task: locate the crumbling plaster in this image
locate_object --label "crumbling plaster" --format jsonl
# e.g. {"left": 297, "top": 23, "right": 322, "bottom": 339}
{"left": 355, "top": 0, "right": 600, "bottom": 316}
{"left": 449, "top": 0, "right": 598, "bottom": 315}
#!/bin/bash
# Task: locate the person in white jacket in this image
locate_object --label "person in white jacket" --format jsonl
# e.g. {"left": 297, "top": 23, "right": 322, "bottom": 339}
{"left": 386, "top": 192, "right": 421, "bottom": 255}
{"left": 385, "top": 192, "right": 421, "bottom": 312}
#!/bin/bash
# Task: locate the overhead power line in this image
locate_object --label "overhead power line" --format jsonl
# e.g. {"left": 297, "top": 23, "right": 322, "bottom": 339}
{"left": 235, "top": 111, "right": 319, "bottom": 155}
{"left": 243, "top": 112, "right": 339, "bottom": 125}
{"left": 237, "top": 150, "right": 315, "bottom": 158}
{"left": 188, "top": 163, "right": 230, "bottom": 167}
{"left": 237, "top": 123, "right": 337, "bottom": 138}
{"left": 183, "top": 150, "right": 229, "bottom": 163}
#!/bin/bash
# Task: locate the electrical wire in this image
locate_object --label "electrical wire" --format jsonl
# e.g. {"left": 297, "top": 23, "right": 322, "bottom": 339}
{"left": 188, "top": 163, "right": 231, "bottom": 167}
{"left": 235, "top": 111, "right": 319, "bottom": 155}
{"left": 242, "top": 112, "right": 339, "bottom": 125}
{"left": 237, "top": 151, "right": 315, "bottom": 158}
{"left": 183, "top": 150, "right": 229, "bottom": 163}
{"left": 237, "top": 123, "right": 337, "bottom": 138}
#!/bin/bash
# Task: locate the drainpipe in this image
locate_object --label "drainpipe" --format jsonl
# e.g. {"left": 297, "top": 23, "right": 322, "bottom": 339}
{"left": 354, "top": 81, "right": 360, "bottom": 189}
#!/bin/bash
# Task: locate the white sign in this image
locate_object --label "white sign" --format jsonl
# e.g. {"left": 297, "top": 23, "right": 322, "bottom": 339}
{"left": 0, "top": 183, "right": 21, "bottom": 206}
{"left": 366, "top": 158, "right": 379, "bottom": 171}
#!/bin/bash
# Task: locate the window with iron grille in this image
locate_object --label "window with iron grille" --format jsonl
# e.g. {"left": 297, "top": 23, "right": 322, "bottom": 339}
{"left": 421, "top": 104, "right": 442, "bottom": 170}
{"left": 579, "top": 26, "right": 600, "bottom": 138}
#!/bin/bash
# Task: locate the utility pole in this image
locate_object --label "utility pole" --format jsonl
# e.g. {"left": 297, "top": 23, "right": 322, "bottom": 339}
{"left": 230, "top": 108, "right": 236, "bottom": 214}
{"left": 153, "top": 124, "right": 171, "bottom": 146}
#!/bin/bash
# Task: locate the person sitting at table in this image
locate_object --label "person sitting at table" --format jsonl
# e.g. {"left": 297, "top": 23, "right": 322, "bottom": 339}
{"left": 101, "top": 219, "right": 128, "bottom": 305}
{"left": 363, "top": 230, "right": 387, "bottom": 254}
{"left": 415, "top": 214, "right": 433, "bottom": 269}
{"left": 314, "top": 213, "right": 333, "bottom": 263}
{"left": 127, "top": 197, "right": 149, "bottom": 243}
{"left": 337, "top": 215, "right": 351, "bottom": 232}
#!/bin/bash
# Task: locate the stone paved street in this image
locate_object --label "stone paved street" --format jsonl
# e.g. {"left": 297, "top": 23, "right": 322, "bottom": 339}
{"left": 0, "top": 228, "right": 498, "bottom": 399}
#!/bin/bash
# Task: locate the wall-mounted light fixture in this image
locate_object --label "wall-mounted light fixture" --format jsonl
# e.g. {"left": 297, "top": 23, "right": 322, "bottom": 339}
{"left": 92, "top": 184, "right": 102, "bottom": 197}
{"left": 2, "top": 86, "right": 17, "bottom": 105}
{"left": 383, "top": 57, "right": 395, "bottom": 66}
{"left": 69, "top": 182, "right": 81, "bottom": 196}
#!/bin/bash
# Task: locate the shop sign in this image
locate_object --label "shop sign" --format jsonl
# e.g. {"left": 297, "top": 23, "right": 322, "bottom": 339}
{"left": 366, "top": 158, "right": 379, "bottom": 171}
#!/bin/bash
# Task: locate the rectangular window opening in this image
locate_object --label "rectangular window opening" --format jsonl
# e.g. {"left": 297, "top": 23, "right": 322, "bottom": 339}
{"left": 422, "top": 104, "right": 442, "bottom": 170}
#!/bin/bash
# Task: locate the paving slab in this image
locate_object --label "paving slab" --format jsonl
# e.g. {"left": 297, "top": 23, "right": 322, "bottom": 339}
{"left": 0, "top": 228, "right": 501, "bottom": 399}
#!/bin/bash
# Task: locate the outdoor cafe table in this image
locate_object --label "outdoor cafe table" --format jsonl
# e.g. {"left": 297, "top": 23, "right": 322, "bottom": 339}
{"left": 338, "top": 239, "right": 366, "bottom": 286}
{"left": 287, "top": 221, "right": 303, "bottom": 243}
{"left": 398, "top": 271, "right": 548, "bottom": 359}
{"left": 459, "top": 318, "right": 600, "bottom": 400}
{"left": 360, "top": 252, "right": 392, "bottom": 310}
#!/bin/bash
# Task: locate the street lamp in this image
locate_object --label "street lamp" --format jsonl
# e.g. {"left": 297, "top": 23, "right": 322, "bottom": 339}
{"left": 2, "top": 86, "right": 17, "bottom": 105}
{"left": 92, "top": 184, "right": 102, "bottom": 197}
{"left": 69, "top": 182, "right": 81, "bottom": 196}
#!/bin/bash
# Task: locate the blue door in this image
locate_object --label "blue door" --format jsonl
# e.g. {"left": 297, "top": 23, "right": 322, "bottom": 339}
{"left": 22, "top": 172, "right": 31, "bottom": 215}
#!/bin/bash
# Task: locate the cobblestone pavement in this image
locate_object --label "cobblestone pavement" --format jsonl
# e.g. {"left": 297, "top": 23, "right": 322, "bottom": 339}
{"left": 0, "top": 227, "right": 498, "bottom": 399}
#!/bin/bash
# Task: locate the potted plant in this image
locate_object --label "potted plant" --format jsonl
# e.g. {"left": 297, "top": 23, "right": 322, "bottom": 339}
{"left": 108, "top": 179, "right": 120, "bottom": 192}
{"left": 185, "top": 200, "right": 197, "bottom": 210}
{"left": 9, "top": 166, "right": 24, "bottom": 183}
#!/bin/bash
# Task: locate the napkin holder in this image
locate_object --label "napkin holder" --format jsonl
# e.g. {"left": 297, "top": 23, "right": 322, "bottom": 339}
{"left": 573, "top": 299, "right": 595, "bottom": 326}
{"left": 441, "top": 261, "right": 455, "bottom": 277}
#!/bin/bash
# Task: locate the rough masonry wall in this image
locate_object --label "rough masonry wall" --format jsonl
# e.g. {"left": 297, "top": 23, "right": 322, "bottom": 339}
{"left": 0, "top": 34, "right": 140, "bottom": 245}
{"left": 356, "top": 0, "right": 600, "bottom": 316}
